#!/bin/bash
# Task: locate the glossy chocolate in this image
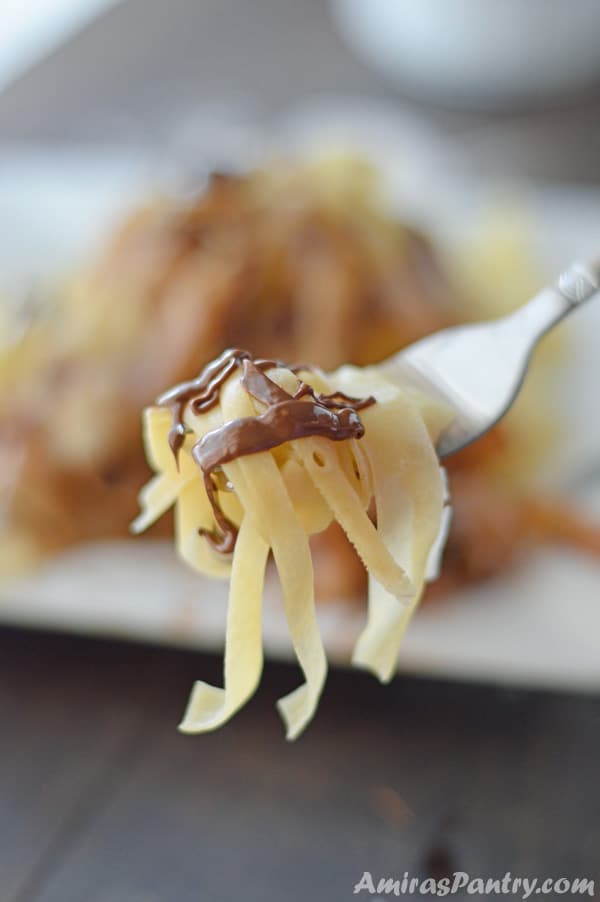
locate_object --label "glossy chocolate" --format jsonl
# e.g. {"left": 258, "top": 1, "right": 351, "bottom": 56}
{"left": 158, "top": 350, "right": 374, "bottom": 554}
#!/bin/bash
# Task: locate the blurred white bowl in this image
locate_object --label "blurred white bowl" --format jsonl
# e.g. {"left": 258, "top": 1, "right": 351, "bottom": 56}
{"left": 331, "top": 0, "right": 600, "bottom": 108}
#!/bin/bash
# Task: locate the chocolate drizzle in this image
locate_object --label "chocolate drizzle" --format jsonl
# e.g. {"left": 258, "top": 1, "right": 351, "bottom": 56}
{"left": 157, "top": 349, "right": 288, "bottom": 463}
{"left": 157, "top": 349, "right": 375, "bottom": 554}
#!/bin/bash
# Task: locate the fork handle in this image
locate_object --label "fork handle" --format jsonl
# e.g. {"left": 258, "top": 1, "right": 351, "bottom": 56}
{"left": 506, "top": 257, "right": 599, "bottom": 345}
{"left": 557, "top": 258, "right": 600, "bottom": 307}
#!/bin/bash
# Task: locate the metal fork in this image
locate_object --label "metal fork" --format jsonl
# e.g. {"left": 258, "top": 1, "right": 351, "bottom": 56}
{"left": 378, "top": 257, "right": 600, "bottom": 458}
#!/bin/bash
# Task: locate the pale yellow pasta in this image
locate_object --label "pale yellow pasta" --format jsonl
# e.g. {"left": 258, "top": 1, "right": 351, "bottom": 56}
{"left": 218, "top": 375, "right": 327, "bottom": 740}
{"left": 180, "top": 513, "right": 269, "bottom": 731}
{"left": 133, "top": 358, "right": 451, "bottom": 738}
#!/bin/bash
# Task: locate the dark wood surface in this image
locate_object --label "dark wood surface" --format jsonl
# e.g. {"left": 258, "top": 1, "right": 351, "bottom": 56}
{"left": 1, "top": 626, "right": 598, "bottom": 902}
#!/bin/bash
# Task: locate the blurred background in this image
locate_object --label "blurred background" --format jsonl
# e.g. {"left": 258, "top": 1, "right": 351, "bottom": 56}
{"left": 1, "top": 2, "right": 599, "bottom": 901}
{"left": 3, "top": 0, "right": 600, "bottom": 178}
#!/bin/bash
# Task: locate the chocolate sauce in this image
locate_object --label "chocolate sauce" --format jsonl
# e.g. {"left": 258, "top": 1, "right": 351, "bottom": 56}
{"left": 157, "top": 349, "right": 286, "bottom": 462}
{"left": 157, "top": 350, "right": 374, "bottom": 554}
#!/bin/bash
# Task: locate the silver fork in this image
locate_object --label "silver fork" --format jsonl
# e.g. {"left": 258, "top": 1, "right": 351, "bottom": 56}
{"left": 378, "top": 257, "right": 600, "bottom": 458}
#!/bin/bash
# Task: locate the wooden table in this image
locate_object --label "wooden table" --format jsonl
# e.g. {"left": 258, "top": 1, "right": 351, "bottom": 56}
{"left": 2, "top": 626, "right": 599, "bottom": 901}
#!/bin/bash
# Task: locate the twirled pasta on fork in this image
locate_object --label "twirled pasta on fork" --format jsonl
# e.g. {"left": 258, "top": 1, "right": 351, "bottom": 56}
{"left": 132, "top": 349, "right": 451, "bottom": 738}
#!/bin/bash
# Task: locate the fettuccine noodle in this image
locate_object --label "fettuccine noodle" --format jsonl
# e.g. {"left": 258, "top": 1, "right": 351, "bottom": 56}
{"left": 132, "top": 350, "right": 451, "bottom": 738}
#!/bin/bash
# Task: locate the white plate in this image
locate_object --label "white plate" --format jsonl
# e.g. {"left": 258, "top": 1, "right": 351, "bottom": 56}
{"left": 0, "top": 119, "right": 599, "bottom": 693}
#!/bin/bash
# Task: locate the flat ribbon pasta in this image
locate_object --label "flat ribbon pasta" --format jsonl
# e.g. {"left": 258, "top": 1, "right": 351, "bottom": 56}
{"left": 219, "top": 376, "right": 327, "bottom": 740}
{"left": 133, "top": 353, "right": 451, "bottom": 737}
{"left": 353, "top": 395, "right": 445, "bottom": 681}
{"left": 180, "top": 511, "right": 268, "bottom": 732}
{"left": 331, "top": 365, "right": 450, "bottom": 680}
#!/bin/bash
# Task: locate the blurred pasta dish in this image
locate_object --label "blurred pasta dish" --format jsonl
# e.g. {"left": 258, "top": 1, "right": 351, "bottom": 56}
{"left": 1, "top": 157, "right": 599, "bottom": 599}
